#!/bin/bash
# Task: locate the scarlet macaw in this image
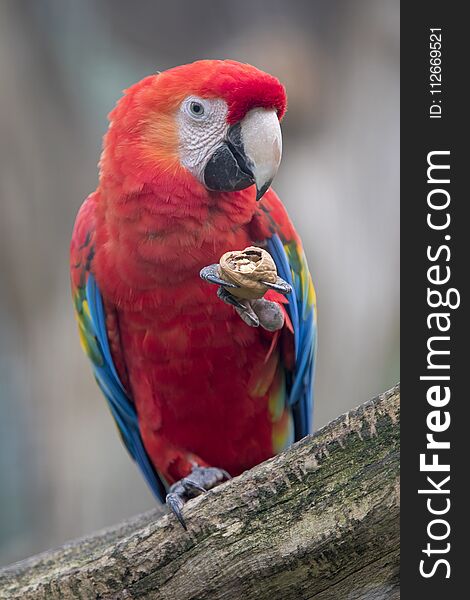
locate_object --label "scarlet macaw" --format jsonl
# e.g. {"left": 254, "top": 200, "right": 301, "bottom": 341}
{"left": 70, "top": 60, "right": 316, "bottom": 527}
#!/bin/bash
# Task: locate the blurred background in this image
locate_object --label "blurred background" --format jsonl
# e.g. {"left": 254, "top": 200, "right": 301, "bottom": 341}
{"left": 0, "top": 0, "right": 399, "bottom": 566}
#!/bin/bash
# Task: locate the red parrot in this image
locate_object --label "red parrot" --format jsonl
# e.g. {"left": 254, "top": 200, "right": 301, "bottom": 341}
{"left": 70, "top": 60, "right": 316, "bottom": 527}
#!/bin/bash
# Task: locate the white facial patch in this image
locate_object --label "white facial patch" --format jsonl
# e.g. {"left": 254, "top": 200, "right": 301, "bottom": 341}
{"left": 177, "top": 96, "right": 229, "bottom": 181}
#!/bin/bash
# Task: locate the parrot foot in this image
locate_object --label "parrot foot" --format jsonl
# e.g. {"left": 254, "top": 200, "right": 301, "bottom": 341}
{"left": 217, "top": 287, "right": 284, "bottom": 331}
{"left": 242, "top": 298, "right": 285, "bottom": 331}
{"left": 201, "top": 263, "right": 288, "bottom": 331}
{"left": 217, "top": 287, "right": 260, "bottom": 327}
{"left": 166, "top": 466, "right": 231, "bottom": 530}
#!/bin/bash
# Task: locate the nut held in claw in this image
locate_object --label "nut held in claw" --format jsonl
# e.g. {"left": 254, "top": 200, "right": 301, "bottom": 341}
{"left": 218, "top": 247, "right": 278, "bottom": 299}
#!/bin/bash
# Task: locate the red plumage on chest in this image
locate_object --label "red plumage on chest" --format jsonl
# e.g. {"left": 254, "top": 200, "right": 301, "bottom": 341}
{"left": 92, "top": 184, "right": 282, "bottom": 483}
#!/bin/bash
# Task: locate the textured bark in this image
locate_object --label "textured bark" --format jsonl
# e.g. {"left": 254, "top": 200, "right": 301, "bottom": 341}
{"left": 0, "top": 384, "right": 400, "bottom": 600}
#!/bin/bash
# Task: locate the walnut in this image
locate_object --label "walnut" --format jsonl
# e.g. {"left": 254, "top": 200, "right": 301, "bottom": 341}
{"left": 218, "top": 246, "right": 278, "bottom": 299}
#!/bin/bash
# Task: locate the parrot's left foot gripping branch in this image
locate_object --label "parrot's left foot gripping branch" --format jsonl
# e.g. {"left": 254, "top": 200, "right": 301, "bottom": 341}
{"left": 166, "top": 466, "right": 231, "bottom": 530}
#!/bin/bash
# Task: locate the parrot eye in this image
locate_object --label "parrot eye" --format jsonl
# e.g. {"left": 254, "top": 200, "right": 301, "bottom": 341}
{"left": 189, "top": 101, "right": 205, "bottom": 117}
{"left": 182, "top": 96, "right": 210, "bottom": 121}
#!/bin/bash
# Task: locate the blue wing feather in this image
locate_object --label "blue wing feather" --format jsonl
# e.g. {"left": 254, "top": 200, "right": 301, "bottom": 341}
{"left": 85, "top": 274, "right": 167, "bottom": 502}
{"left": 267, "top": 234, "right": 317, "bottom": 441}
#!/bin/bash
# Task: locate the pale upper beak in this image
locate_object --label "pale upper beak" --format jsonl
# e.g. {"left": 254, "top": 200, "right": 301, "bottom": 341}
{"left": 203, "top": 108, "right": 282, "bottom": 200}
{"left": 241, "top": 108, "right": 282, "bottom": 200}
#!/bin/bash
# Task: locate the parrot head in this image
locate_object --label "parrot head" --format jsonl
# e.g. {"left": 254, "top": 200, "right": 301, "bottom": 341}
{"left": 100, "top": 60, "right": 287, "bottom": 200}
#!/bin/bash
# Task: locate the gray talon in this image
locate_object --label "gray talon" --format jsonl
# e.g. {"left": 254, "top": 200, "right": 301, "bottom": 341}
{"left": 166, "top": 466, "right": 231, "bottom": 530}
{"left": 235, "top": 301, "right": 260, "bottom": 328}
{"left": 166, "top": 492, "right": 187, "bottom": 530}
{"left": 217, "top": 287, "right": 260, "bottom": 327}
{"left": 261, "top": 276, "right": 292, "bottom": 294}
{"left": 200, "top": 264, "right": 239, "bottom": 288}
{"left": 219, "top": 469, "right": 232, "bottom": 480}
{"left": 182, "top": 478, "right": 207, "bottom": 494}
{"left": 217, "top": 287, "right": 246, "bottom": 310}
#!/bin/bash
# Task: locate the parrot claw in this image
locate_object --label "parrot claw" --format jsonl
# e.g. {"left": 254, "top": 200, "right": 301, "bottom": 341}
{"left": 166, "top": 492, "right": 187, "bottom": 530}
{"left": 217, "top": 288, "right": 260, "bottom": 327}
{"left": 200, "top": 264, "right": 239, "bottom": 288}
{"left": 217, "top": 288, "right": 284, "bottom": 331}
{"left": 166, "top": 466, "right": 231, "bottom": 530}
{"left": 261, "top": 276, "right": 292, "bottom": 295}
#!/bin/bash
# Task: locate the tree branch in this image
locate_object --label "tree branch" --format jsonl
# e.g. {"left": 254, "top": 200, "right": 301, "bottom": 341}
{"left": 0, "top": 384, "right": 400, "bottom": 600}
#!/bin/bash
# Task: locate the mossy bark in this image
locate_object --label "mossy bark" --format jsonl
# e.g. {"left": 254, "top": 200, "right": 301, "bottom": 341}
{"left": 0, "top": 385, "right": 400, "bottom": 600}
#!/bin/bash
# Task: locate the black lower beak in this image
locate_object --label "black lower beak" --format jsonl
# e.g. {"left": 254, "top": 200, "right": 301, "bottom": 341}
{"left": 203, "top": 123, "right": 255, "bottom": 193}
{"left": 256, "top": 180, "right": 272, "bottom": 201}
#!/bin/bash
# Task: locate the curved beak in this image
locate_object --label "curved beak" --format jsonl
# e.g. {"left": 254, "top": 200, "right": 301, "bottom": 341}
{"left": 203, "top": 108, "right": 282, "bottom": 200}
